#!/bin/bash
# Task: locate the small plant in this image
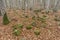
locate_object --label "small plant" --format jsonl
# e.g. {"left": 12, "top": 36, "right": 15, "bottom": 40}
{"left": 37, "top": 16, "right": 41, "bottom": 21}
{"left": 34, "top": 29, "right": 40, "bottom": 35}
{"left": 40, "top": 17, "right": 46, "bottom": 22}
{"left": 34, "top": 9, "right": 41, "bottom": 13}
{"left": 12, "top": 24, "right": 23, "bottom": 29}
{"left": 26, "top": 25, "right": 33, "bottom": 30}
{"left": 54, "top": 18, "right": 60, "bottom": 21}
{"left": 17, "top": 24, "right": 23, "bottom": 29}
{"left": 13, "top": 29, "right": 21, "bottom": 36}
{"left": 40, "top": 23, "right": 47, "bottom": 28}
{"left": 45, "top": 10, "right": 50, "bottom": 14}
{"left": 54, "top": 16, "right": 60, "bottom": 21}
{"left": 32, "top": 16, "right": 35, "bottom": 20}
{"left": 31, "top": 22, "right": 36, "bottom": 26}
{"left": 43, "top": 15, "right": 47, "bottom": 18}
{"left": 39, "top": 15, "right": 47, "bottom": 22}
{"left": 12, "top": 25, "right": 17, "bottom": 30}
{"left": 25, "top": 15, "right": 29, "bottom": 18}
{"left": 12, "top": 24, "right": 23, "bottom": 36}
{"left": 3, "top": 12, "right": 10, "bottom": 25}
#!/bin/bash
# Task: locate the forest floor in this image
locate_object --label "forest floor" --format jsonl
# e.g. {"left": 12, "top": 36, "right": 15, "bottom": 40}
{"left": 0, "top": 9, "right": 60, "bottom": 40}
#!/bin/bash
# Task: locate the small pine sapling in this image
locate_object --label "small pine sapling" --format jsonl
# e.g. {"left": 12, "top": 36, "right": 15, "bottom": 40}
{"left": 3, "top": 12, "right": 10, "bottom": 25}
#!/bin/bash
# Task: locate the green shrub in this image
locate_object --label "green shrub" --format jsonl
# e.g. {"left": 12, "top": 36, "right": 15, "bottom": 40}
{"left": 34, "top": 29, "right": 40, "bottom": 35}
{"left": 26, "top": 25, "right": 32, "bottom": 30}
{"left": 3, "top": 12, "right": 10, "bottom": 25}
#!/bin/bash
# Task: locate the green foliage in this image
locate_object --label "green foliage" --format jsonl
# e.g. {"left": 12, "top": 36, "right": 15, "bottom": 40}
{"left": 13, "top": 29, "right": 21, "bottom": 36}
{"left": 17, "top": 24, "right": 23, "bottom": 29}
{"left": 34, "top": 29, "right": 40, "bottom": 35}
{"left": 39, "top": 17, "right": 46, "bottom": 22}
{"left": 32, "top": 16, "right": 35, "bottom": 20}
{"left": 25, "top": 15, "right": 29, "bottom": 18}
{"left": 26, "top": 25, "right": 33, "bottom": 30}
{"left": 54, "top": 16, "right": 60, "bottom": 21}
{"left": 31, "top": 22, "right": 36, "bottom": 26}
{"left": 3, "top": 12, "right": 10, "bottom": 25}
{"left": 13, "top": 24, "right": 23, "bottom": 29}
{"left": 45, "top": 11, "right": 50, "bottom": 14}
{"left": 34, "top": 9, "right": 41, "bottom": 13}
{"left": 39, "top": 15, "right": 47, "bottom": 22}
{"left": 40, "top": 23, "right": 47, "bottom": 28}
{"left": 12, "top": 24, "right": 23, "bottom": 36}
{"left": 54, "top": 18, "right": 60, "bottom": 21}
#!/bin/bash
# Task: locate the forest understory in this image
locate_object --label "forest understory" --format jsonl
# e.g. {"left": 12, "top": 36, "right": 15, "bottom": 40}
{"left": 0, "top": 9, "right": 60, "bottom": 40}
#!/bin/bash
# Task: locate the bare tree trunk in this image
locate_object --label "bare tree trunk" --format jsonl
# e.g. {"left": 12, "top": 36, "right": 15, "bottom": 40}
{"left": 54, "top": 0, "right": 60, "bottom": 10}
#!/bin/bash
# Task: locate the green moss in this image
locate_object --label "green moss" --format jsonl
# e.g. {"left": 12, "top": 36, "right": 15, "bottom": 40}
{"left": 3, "top": 12, "right": 10, "bottom": 25}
